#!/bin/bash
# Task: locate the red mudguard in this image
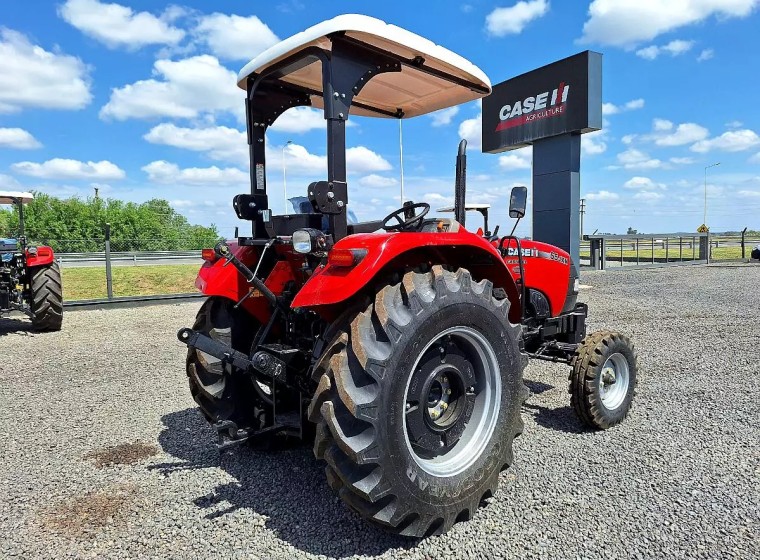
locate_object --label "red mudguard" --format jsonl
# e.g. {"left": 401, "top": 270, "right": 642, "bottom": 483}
{"left": 26, "top": 246, "right": 55, "bottom": 267}
{"left": 292, "top": 229, "right": 522, "bottom": 322}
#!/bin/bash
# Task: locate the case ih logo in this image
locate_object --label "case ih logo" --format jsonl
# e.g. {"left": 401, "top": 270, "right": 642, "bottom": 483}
{"left": 495, "top": 82, "right": 569, "bottom": 132}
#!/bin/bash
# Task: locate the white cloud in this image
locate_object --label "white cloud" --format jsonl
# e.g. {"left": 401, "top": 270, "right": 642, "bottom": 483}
{"left": 0, "top": 174, "right": 23, "bottom": 190}
{"left": 624, "top": 176, "right": 666, "bottom": 190}
{"left": 634, "top": 191, "right": 665, "bottom": 201}
{"left": 144, "top": 123, "right": 247, "bottom": 164}
{"left": 11, "top": 158, "right": 125, "bottom": 180}
{"left": 586, "top": 190, "right": 619, "bottom": 201}
{"left": 749, "top": 152, "right": 760, "bottom": 164}
{"left": 458, "top": 110, "right": 482, "bottom": 151}
{"left": 270, "top": 107, "right": 326, "bottom": 134}
{"left": 602, "top": 98, "right": 645, "bottom": 115}
{"left": 726, "top": 120, "right": 743, "bottom": 129}
{"left": 346, "top": 147, "right": 393, "bottom": 173}
{"left": 0, "top": 28, "right": 91, "bottom": 113}
{"left": 580, "top": 0, "right": 759, "bottom": 46}
{"left": 621, "top": 134, "right": 637, "bottom": 145}
{"left": 100, "top": 55, "right": 242, "bottom": 121}
{"left": 429, "top": 107, "right": 460, "bottom": 127}
{"left": 582, "top": 129, "right": 607, "bottom": 155}
{"left": 486, "top": 0, "right": 549, "bottom": 36}
{"left": 654, "top": 122, "right": 709, "bottom": 146}
{"left": 498, "top": 151, "right": 532, "bottom": 170}
{"left": 0, "top": 128, "right": 41, "bottom": 149}
{"left": 670, "top": 157, "right": 695, "bottom": 165}
{"left": 142, "top": 160, "right": 247, "bottom": 185}
{"left": 653, "top": 118, "right": 673, "bottom": 131}
{"left": 697, "top": 48, "right": 714, "bottom": 61}
{"left": 691, "top": 129, "right": 760, "bottom": 153}
{"left": 193, "top": 13, "right": 279, "bottom": 61}
{"left": 58, "top": 0, "right": 184, "bottom": 49}
{"left": 359, "top": 174, "right": 398, "bottom": 188}
{"left": 636, "top": 39, "right": 695, "bottom": 60}
{"left": 737, "top": 189, "right": 760, "bottom": 197}
{"left": 617, "top": 149, "right": 665, "bottom": 170}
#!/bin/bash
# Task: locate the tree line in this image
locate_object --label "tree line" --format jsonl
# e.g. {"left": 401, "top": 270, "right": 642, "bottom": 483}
{"left": 0, "top": 193, "right": 220, "bottom": 252}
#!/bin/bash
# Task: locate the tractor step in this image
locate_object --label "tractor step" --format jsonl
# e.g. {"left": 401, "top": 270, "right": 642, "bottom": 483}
{"left": 213, "top": 412, "right": 303, "bottom": 451}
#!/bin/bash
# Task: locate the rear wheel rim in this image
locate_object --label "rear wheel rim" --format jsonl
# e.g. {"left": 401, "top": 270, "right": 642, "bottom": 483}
{"left": 598, "top": 352, "right": 630, "bottom": 410}
{"left": 403, "top": 326, "right": 501, "bottom": 478}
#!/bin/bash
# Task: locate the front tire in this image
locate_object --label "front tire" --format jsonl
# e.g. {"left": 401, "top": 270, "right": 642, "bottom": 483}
{"left": 570, "top": 331, "right": 637, "bottom": 429}
{"left": 31, "top": 263, "right": 63, "bottom": 331}
{"left": 309, "top": 266, "right": 526, "bottom": 537}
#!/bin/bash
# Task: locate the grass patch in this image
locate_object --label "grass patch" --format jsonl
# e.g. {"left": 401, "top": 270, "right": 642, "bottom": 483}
{"left": 62, "top": 264, "right": 199, "bottom": 301}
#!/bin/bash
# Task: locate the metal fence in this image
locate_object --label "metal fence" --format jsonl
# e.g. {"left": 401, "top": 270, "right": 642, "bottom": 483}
{"left": 583, "top": 230, "right": 760, "bottom": 270}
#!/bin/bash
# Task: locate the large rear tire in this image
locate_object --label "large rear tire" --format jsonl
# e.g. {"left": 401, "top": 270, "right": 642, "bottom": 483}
{"left": 309, "top": 266, "right": 527, "bottom": 537}
{"left": 31, "top": 263, "right": 63, "bottom": 332}
{"left": 187, "top": 297, "right": 269, "bottom": 433}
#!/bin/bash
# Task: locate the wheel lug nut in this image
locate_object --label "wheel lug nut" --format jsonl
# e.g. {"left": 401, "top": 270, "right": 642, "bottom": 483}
{"left": 446, "top": 388, "right": 452, "bottom": 395}
{"left": 406, "top": 403, "right": 411, "bottom": 411}
{"left": 439, "top": 441, "right": 445, "bottom": 447}
{"left": 442, "top": 377, "right": 448, "bottom": 383}
{"left": 441, "top": 402, "right": 448, "bottom": 410}
{"left": 430, "top": 410, "right": 439, "bottom": 419}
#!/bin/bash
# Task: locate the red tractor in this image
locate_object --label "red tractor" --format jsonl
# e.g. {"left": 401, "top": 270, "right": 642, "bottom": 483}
{"left": 0, "top": 191, "right": 63, "bottom": 330}
{"left": 178, "top": 15, "right": 636, "bottom": 537}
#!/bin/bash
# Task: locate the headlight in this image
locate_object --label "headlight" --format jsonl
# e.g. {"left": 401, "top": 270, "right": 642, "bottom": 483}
{"left": 292, "top": 229, "right": 326, "bottom": 254}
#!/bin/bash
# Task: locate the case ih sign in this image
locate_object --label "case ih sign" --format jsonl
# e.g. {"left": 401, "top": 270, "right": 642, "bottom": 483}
{"left": 482, "top": 51, "right": 602, "bottom": 153}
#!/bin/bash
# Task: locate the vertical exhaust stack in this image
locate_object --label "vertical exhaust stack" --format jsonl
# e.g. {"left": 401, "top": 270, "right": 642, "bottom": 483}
{"left": 454, "top": 139, "right": 467, "bottom": 226}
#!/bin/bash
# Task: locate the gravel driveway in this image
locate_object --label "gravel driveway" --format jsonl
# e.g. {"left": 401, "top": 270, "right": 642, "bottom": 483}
{"left": 1, "top": 264, "right": 758, "bottom": 559}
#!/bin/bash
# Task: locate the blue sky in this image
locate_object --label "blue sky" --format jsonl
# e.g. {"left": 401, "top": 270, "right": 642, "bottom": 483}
{"left": 2, "top": 0, "right": 760, "bottom": 238}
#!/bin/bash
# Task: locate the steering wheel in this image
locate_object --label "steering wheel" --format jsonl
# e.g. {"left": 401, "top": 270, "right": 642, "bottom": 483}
{"left": 382, "top": 202, "right": 430, "bottom": 232}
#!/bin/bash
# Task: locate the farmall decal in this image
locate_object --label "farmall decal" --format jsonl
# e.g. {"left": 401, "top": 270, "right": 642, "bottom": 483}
{"left": 495, "top": 82, "right": 569, "bottom": 132}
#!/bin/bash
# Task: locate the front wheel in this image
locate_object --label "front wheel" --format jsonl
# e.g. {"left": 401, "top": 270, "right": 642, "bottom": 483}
{"left": 570, "top": 331, "right": 637, "bottom": 429}
{"left": 30, "top": 263, "right": 63, "bottom": 331}
{"left": 309, "top": 266, "right": 527, "bottom": 537}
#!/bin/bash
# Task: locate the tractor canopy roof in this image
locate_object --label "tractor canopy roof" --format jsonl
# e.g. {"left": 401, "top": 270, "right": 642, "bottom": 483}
{"left": 237, "top": 14, "right": 491, "bottom": 118}
{"left": 438, "top": 203, "right": 491, "bottom": 212}
{"left": 0, "top": 191, "right": 33, "bottom": 205}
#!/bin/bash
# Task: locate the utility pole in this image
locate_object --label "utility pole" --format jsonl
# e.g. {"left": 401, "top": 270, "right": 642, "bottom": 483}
{"left": 94, "top": 187, "right": 99, "bottom": 199}
{"left": 704, "top": 162, "right": 720, "bottom": 228}
{"left": 579, "top": 198, "right": 586, "bottom": 240}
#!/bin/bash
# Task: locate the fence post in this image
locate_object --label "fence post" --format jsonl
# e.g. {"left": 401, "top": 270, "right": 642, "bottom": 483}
{"left": 698, "top": 234, "right": 709, "bottom": 263}
{"left": 741, "top": 227, "right": 747, "bottom": 260}
{"left": 104, "top": 223, "right": 113, "bottom": 300}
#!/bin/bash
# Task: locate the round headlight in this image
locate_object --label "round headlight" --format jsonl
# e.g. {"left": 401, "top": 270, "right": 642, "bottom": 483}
{"left": 292, "top": 229, "right": 314, "bottom": 254}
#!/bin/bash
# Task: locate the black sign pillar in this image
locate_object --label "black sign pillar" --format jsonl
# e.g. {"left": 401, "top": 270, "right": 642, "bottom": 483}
{"left": 533, "top": 133, "right": 581, "bottom": 268}
{"left": 482, "top": 51, "right": 602, "bottom": 270}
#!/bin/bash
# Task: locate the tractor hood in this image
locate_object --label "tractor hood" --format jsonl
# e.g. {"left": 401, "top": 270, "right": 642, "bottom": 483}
{"left": 237, "top": 14, "right": 492, "bottom": 118}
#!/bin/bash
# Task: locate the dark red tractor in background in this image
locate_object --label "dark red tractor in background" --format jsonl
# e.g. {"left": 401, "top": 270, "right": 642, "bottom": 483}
{"left": 0, "top": 191, "right": 63, "bottom": 331}
{"left": 177, "top": 15, "right": 636, "bottom": 537}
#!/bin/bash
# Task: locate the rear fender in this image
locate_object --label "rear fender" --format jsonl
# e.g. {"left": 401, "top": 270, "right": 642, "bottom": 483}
{"left": 292, "top": 231, "right": 522, "bottom": 323}
{"left": 26, "top": 246, "right": 55, "bottom": 267}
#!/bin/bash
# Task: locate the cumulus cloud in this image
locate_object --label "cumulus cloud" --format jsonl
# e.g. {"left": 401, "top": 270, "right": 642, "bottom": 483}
{"left": 193, "top": 13, "right": 279, "bottom": 61}
{"left": 624, "top": 176, "right": 666, "bottom": 190}
{"left": 358, "top": 174, "right": 398, "bottom": 188}
{"left": 270, "top": 107, "right": 326, "bottom": 134}
{"left": 458, "top": 110, "right": 482, "bottom": 151}
{"left": 691, "top": 129, "right": 760, "bottom": 153}
{"left": 0, "top": 28, "right": 91, "bottom": 113}
{"left": 582, "top": 129, "right": 607, "bottom": 155}
{"left": 602, "top": 98, "right": 645, "bottom": 115}
{"left": 100, "top": 55, "right": 242, "bottom": 121}
{"left": 616, "top": 149, "right": 665, "bottom": 170}
{"left": 0, "top": 128, "right": 41, "bottom": 149}
{"left": 142, "top": 160, "right": 248, "bottom": 185}
{"left": 429, "top": 107, "right": 460, "bottom": 127}
{"left": 58, "top": 0, "right": 185, "bottom": 49}
{"left": 346, "top": 147, "right": 393, "bottom": 173}
{"left": 634, "top": 191, "right": 664, "bottom": 201}
{"left": 635, "top": 39, "right": 695, "bottom": 60}
{"left": 144, "top": 123, "right": 247, "bottom": 164}
{"left": 498, "top": 151, "right": 532, "bottom": 170}
{"left": 580, "top": 0, "right": 758, "bottom": 46}
{"left": 585, "top": 190, "right": 619, "bottom": 201}
{"left": 654, "top": 122, "right": 709, "bottom": 146}
{"left": 486, "top": 0, "right": 549, "bottom": 36}
{"left": 697, "top": 48, "right": 715, "bottom": 61}
{"left": 11, "top": 158, "right": 125, "bottom": 180}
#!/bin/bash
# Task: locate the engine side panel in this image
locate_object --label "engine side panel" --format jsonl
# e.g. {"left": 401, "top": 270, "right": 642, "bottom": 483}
{"left": 499, "top": 239, "right": 572, "bottom": 317}
{"left": 26, "top": 245, "right": 55, "bottom": 267}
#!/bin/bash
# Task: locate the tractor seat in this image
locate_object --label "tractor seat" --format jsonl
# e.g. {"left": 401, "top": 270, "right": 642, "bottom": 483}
{"left": 419, "top": 218, "right": 461, "bottom": 233}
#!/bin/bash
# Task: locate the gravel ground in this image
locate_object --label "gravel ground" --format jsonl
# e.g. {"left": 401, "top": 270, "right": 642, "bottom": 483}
{"left": 1, "top": 263, "right": 758, "bottom": 559}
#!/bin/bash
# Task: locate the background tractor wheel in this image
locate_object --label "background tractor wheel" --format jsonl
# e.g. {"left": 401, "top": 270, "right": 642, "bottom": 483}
{"left": 30, "top": 263, "right": 63, "bottom": 331}
{"left": 187, "top": 297, "right": 270, "bottom": 434}
{"left": 570, "top": 331, "right": 637, "bottom": 429}
{"left": 309, "top": 266, "right": 527, "bottom": 537}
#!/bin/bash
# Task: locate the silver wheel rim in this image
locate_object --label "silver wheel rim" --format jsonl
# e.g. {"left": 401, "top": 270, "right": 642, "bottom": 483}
{"left": 599, "top": 352, "right": 630, "bottom": 410}
{"left": 403, "top": 326, "right": 501, "bottom": 478}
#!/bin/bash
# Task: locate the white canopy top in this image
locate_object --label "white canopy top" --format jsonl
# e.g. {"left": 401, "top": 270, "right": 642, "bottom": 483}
{"left": 0, "top": 191, "right": 33, "bottom": 205}
{"left": 438, "top": 204, "right": 491, "bottom": 212}
{"left": 238, "top": 14, "right": 491, "bottom": 118}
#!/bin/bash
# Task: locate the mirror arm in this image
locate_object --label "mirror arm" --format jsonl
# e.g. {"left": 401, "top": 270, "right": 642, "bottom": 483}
{"left": 509, "top": 216, "right": 521, "bottom": 237}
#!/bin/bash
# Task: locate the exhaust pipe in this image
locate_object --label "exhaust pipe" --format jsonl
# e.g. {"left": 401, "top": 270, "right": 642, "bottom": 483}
{"left": 454, "top": 139, "right": 467, "bottom": 226}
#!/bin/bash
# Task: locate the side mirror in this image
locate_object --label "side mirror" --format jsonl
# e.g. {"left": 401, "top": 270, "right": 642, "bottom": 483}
{"left": 509, "top": 186, "right": 528, "bottom": 219}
